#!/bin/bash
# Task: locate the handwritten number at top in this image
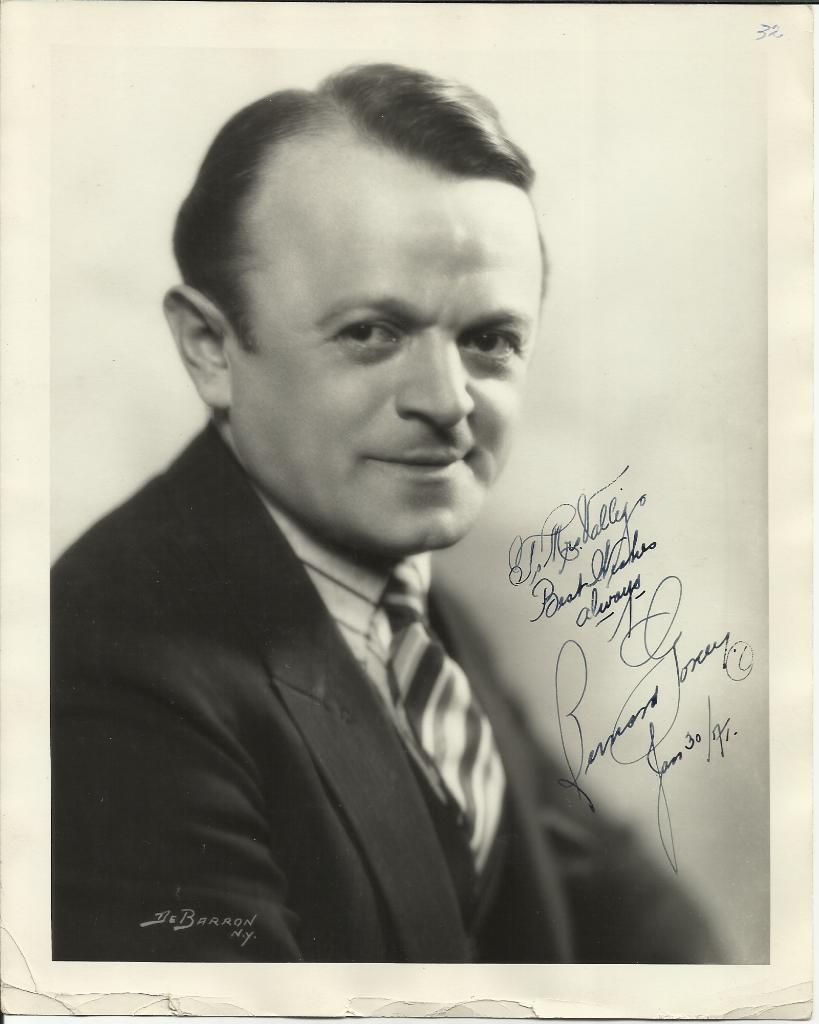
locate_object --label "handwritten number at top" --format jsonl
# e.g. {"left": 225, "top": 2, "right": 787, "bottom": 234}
{"left": 757, "top": 24, "right": 783, "bottom": 40}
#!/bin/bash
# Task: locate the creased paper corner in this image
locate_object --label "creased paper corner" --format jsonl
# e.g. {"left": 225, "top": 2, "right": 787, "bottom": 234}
{"left": 715, "top": 981, "right": 812, "bottom": 1021}
{"left": 1, "top": 925, "right": 254, "bottom": 1017}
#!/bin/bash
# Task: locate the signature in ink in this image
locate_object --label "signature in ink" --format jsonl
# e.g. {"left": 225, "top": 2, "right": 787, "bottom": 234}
{"left": 609, "top": 573, "right": 736, "bottom": 690}
{"left": 555, "top": 638, "right": 659, "bottom": 812}
{"left": 139, "top": 908, "right": 258, "bottom": 947}
{"left": 553, "top": 570, "right": 753, "bottom": 871}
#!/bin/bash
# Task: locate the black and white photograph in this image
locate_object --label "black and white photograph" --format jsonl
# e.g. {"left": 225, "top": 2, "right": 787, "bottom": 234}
{"left": 0, "top": 1, "right": 812, "bottom": 1017}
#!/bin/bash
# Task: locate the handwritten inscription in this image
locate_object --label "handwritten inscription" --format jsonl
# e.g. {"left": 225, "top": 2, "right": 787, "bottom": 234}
{"left": 508, "top": 466, "right": 657, "bottom": 624}
{"left": 511, "top": 466, "right": 754, "bottom": 872}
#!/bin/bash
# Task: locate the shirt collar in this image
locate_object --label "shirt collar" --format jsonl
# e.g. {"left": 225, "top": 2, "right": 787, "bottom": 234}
{"left": 261, "top": 497, "right": 431, "bottom": 627}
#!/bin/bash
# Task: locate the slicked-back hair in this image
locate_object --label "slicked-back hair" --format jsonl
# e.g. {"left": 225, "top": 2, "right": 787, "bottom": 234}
{"left": 172, "top": 63, "right": 536, "bottom": 348}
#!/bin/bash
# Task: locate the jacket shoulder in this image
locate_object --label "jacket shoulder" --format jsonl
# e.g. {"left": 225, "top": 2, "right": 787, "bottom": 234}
{"left": 52, "top": 428, "right": 243, "bottom": 613}
{"left": 50, "top": 429, "right": 262, "bottom": 711}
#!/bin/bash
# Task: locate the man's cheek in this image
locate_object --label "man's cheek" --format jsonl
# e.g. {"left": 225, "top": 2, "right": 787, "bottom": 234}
{"left": 476, "top": 392, "right": 519, "bottom": 451}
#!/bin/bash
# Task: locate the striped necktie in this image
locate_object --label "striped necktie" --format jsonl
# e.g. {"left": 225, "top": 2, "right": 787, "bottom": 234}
{"left": 382, "top": 564, "right": 505, "bottom": 873}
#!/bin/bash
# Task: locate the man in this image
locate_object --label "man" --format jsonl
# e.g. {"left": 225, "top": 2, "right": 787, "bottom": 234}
{"left": 52, "top": 63, "right": 717, "bottom": 963}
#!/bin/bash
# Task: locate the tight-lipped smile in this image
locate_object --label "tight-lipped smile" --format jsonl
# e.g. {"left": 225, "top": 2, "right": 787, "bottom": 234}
{"left": 366, "top": 451, "right": 472, "bottom": 480}
{"left": 379, "top": 446, "right": 470, "bottom": 466}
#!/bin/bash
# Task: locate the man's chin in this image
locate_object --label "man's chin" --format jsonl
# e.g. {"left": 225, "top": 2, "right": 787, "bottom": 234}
{"left": 344, "top": 511, "right": 478, "bottom": 563}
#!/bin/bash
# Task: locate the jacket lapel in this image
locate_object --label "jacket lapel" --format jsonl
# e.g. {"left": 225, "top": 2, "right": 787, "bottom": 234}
{"left": 162, "top": 428, "right": 469, "bottom": 962}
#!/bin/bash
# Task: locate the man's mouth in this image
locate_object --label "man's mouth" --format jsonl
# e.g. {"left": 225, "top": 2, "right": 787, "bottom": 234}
{"left": 376, "top": 447, "right": 470, "bottom": 467}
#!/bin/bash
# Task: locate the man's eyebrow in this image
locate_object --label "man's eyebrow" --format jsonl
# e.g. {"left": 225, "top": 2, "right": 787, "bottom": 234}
{"left": 317, "top": 299, "right": 532, "bottom": 333}
{"left": 458, "top": 311, "right": 533, "bottom": 334}
{"left": 316, "top": 297, "right": 424, "bottom": 330}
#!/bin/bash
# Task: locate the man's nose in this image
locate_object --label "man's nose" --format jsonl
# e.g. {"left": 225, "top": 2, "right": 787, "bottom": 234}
{"left": 394, "top": 334, "right": 475, "bottom": 428}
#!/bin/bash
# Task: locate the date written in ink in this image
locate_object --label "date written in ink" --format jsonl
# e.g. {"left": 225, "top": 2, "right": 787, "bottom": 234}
{"left": 680, "top": 695, "right": 736, "bottom": 763}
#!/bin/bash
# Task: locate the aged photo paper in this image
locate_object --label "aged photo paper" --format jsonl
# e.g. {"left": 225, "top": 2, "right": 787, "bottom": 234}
{"left": 0, "top": 0, "right": 812, "bottom": 1018}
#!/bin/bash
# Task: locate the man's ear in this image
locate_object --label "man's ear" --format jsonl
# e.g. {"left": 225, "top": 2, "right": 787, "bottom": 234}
{"left": 163, "top": 285, "right": 236, "bottom": 411}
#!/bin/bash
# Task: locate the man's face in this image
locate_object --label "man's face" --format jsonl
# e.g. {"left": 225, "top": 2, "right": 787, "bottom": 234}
{"left": 222, "top": 130, "right": 543, "bottom": 561}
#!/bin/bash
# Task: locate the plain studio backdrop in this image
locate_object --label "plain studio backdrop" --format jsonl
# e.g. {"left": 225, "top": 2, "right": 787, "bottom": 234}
{"left": 50, "top": 40, "right": 768, "bottom": 962}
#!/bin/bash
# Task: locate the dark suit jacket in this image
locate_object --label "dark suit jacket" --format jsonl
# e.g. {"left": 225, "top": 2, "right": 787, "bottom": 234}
{"left": 52, "top": 426, "right": 719, "bottom": 963}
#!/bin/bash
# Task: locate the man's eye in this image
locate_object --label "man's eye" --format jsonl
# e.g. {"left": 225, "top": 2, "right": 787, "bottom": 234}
{"left": 337, "top": 322, "right": 399, "bottom": 346}
{"left": 460, "top": 330, "right": 521, "bottom": 359}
